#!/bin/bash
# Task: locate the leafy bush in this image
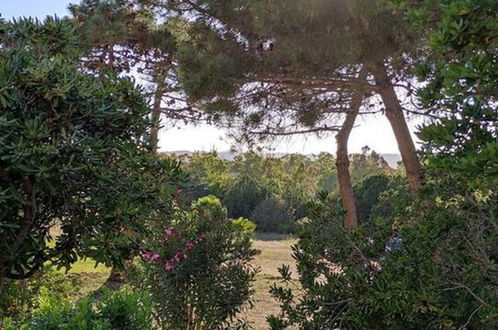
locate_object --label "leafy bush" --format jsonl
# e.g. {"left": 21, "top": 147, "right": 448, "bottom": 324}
{"left": 7, "top": 287, "right": 153, "bottom": 330}
{"left": 353, "top": 174, "right": 391, "bottom": 223}
{"left": 224, "top": 175, "right": 269, "bottom": 219}
{"left": 95, "top": 288, "right": 154, "bottom": 330}
{"left": 130, "top": 196, "right": 259, "bottom": 329}
{"left": 0, "top": 266, "right": 81, "bottom": 324}
{"left": 268, "top": 193, "right": 498, "bottom": 329}
{"left": 353, "top": 174, "right": 411, "bottom": 223}
{"left": 250, "top": 198, "right": 295, "bottom": 233}
{"left": 370, "top": 175, "right": 412, "bottom": 221}
{"left": 0, "top": 17, "right": 182, "bottom": 280}
{"left": 24, "top": 296, "right": 102, "bottom": 330}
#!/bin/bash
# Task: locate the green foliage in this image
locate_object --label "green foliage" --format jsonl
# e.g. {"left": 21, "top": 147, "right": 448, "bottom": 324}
{"left": 24, "top": 297, "right": 104, "bottom": 330}
{"left": 267, "top": 2, "right": 498, "bottom": 328}
{"left": 182, "top": 150, "right": 393, "bottom": 232}
{"left": 392, "top": 0, "right": 498, "bottom": 192}
{"left": 353, "top": 174, "right": 391, "bottom": 223}
{"left": 133, "top": 0, "right": 419, "bottom": 145}
{"left": 97, "top": 288, "right": 155, "bottom": 330}
{"left": 0, "top": 17, "right": 182, "bottom": 279}
{"left": 351, "top": 172, "right": 411, "bottom": 224}
{"left": 176, "top": 42, "right": 243, "bottom": 102}
{"left": 350, "top": 146, "right": 393, "bottom": 183}
{"left": 130, "top": 196, "right": 258, "bottom": 329}
{"left": 179, "top": 152, "right": 232, "bottom": 199}
{"left": 231, "top": 217, "right": 257, "bottom": 237}
{"left": 250, "top": 199, "right": 295, "bottom": 234}
{"left": 269, "top": 193, "right": 498, "bottom": 329}
{"left": 224, "top": 175, "right": 270, "bottom": 219}
{"left": 70, "top": 0, "right": 175, "bottom": 73}
{"left": 0, "top": 266, "right": 81, "bottom": 323}
{"left": 11, "top": 287, "right": 153, "bottom": 330}
{"left": 370, "top": 175, "right": 412, "bottom": 221}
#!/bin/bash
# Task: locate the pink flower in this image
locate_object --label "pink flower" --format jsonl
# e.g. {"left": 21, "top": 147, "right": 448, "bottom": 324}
{"left": 164, "top": 262, "right": 174, "bottom": 272}
{"left": 186, "top": 241, "right": 195, "bottom": 250}
{"left": 174, "top": 251, "right": 186, "bottom": 262}
{"left": 143, "top": 251, "right": 160, "bottom": 262}
{"left": 164, "top": 227, "right": 176, "bottom": 236}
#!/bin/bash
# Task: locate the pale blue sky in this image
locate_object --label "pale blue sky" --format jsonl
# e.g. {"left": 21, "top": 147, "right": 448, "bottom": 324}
{"left": 1, "top": 0, "right": 420, "bottom": 154}
{"left": 1, "top": 0, "right": 71, "bottom": 20}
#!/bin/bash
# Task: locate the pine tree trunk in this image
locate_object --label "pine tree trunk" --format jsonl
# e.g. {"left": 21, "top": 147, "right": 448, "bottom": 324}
{"left": 150, "top": 79, "right": 164, "bottom": 153}
{"left": 336, "top": 131, "right": 358, "bottom": 229}
{"left": 371, "top": 63, "right": 424, "bottom": 193}
{"left": 335, "top": 67, "right": 367, "bottom": 229}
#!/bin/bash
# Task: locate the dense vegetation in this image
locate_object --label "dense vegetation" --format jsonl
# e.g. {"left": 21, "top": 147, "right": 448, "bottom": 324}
{"left": 0, "top": 17, "right": 182, "bottom": 280}
{"left": 1, "top": 0, "right": 497, "bottom": 329}
{"left": 177, "top": 148, "right": 399, "bottom": 232}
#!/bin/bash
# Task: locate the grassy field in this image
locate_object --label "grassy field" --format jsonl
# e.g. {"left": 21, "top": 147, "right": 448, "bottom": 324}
{"left": 244, "top": 233, "right": 297, "bottom": 329}
{"left": 63, "top": 258, "right": 111, "bottom": 298}
{"left": 65, "top": 233, "right": 297, "bottom": 329}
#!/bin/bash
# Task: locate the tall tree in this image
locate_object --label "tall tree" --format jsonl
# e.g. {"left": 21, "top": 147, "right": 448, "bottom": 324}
{"left": 136, "top": 0, "right": 425, "bottom": 227}
{"left": 335, "top": 67, "right": 368, "bottom": 228}
{"left": 70, "top": 0, "right": 203, "bottom": 152}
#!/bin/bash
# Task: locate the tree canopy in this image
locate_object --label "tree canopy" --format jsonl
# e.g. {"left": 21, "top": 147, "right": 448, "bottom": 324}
{"left": 138, "top": 0, "right": 425, "bottom": 227}
{"left": 0, "top": 17, "right": 181, "bottom": 279}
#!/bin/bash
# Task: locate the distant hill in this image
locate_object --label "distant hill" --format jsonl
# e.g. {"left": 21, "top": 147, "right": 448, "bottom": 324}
{"left": 163, "top": 150, "right": 402, "bottom": 168}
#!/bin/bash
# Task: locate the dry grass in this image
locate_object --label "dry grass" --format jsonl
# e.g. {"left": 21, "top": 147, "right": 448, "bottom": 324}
{"left": 243, "top": 233, "right": 297, "bottom": 329}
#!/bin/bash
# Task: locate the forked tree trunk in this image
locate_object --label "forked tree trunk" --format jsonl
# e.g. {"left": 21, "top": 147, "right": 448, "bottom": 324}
{"left": 335, "top": 67, "right": 368, "bottom": 229}
{"left": 371, "top": 63, "right": 424, "bottom": 193}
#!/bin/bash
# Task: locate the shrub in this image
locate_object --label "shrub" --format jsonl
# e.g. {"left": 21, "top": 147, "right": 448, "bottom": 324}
{"left": 0, "top": 266, "right": 81, "bottom": 323}
{"left": 370, "top": 175, "right": 412, "bottom": 221}
{"left": 0, "top": 17, "right": 182, "bottom": 280}
{"left": 131, "top": 196, "right": 259, "bottom": 329}
{"left": 353, "top": 174, "right": 391, "bottom": 223}
{"left": 224, "top": 176, "right": 269, "bottom": 219}
{"left": 250, "top": 199, "right": 295, "bottom": 233}
{"left": 25, "top": 296, "right": 101, "bottom": 330}
{"left": 96, "top": 288, "right": 154, "bottom": 330}
{"left": 268, "top": 193, "right": 498, "bottom": 329}
{"left": 353, "top": 174, "right": 411, "bottom": 223}
{"left": 8, "top": 287, "right": 153, "bottom": 330}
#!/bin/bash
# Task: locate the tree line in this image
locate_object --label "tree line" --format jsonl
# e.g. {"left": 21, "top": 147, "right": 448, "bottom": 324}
{"left": 172, "top": 148, "right": 402, "bottom": 232}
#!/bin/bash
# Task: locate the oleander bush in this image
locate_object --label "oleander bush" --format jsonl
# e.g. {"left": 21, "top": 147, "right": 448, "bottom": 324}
{"left": 130, "top": 196, "right": 259, "bottom": 329}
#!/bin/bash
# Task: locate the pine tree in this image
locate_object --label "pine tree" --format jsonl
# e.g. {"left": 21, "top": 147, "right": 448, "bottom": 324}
{"left": 136, "top": 0, "right": 426, "bottom": 227}
{"left": 70, "top": 0, "right": 203, "bottom": 151}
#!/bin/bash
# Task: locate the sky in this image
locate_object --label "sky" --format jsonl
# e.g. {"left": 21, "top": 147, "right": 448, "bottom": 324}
{"left": 1, "top": 0, "right": 422, "bottom": 154}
